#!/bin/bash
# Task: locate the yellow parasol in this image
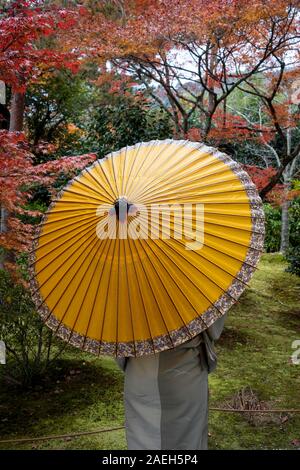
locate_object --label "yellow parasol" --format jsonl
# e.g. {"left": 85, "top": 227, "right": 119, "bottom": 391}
{"left": 29, "top": 140, "right": 265, "bottom": 357}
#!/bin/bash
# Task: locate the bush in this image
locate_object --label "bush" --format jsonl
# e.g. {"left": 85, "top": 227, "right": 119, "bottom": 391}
{"left": 285, "top": 246, "right": 300, "bottom": 276}
{"left": 288, "top": 197, "right": 300, "bottom": 249}
{"left": 285, "top": 197, "right": 300, "bottom": 276}
{"left": 0, "top": 269, "right": 66, "bottom": 387}
{"left": 87, "top": 95, "right": 173, "bottom": 158}
{"left": 263, "top": 198, "right": 300, "bottom": 256}
{"left": 263, "top": 203, "right": 281, "bottom": 252}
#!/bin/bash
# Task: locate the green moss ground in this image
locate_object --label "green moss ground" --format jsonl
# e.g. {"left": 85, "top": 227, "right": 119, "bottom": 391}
{"left": 0, "top": 253, "right": 299, "bottom": 450}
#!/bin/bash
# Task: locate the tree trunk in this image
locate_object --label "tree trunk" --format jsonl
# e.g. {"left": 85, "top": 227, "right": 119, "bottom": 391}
{"left": 280, "top": 126, "right": 292, "bottom": 255}
{"left": 280, "top": 197, "right": 290, "bottom": 254}
{"left": 9, "top": 91, "right": 25, "bottom": 132}
{"left": 0, "top": 90, "right": 25, "bottom": 269}
{"left": 280, "top": 172, "right": 291, "bottom": 254}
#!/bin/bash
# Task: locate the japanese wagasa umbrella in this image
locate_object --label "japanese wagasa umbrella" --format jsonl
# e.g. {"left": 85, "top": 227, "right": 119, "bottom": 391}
{"left": 29, "top": 139, "right": 265, "bottom": 357}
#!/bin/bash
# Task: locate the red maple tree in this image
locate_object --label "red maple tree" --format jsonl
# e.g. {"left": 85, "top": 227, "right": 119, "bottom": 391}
{"left": 0, "top": 1, "right": 95, "bottom": 277}
{"left": 0, "top": 129, "right": 96, "bottom": 275}
{"left": 69, "top": 0, "right": 300, "bottom": 197}
{"left": 0, "top": 0, "right": 80, "bottom": 91}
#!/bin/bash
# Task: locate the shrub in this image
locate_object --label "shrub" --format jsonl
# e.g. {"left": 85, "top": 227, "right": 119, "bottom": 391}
{"left": 0, "top": 269, "right": 66, "bottom": 387}
{"left": 263, "top": 198, "right": 300, "bottom": 257}
{"left": 285, "top": 246, "right": 300, "bottom": 276}
{"left": 263, "top": 203, "right": 281, "bottom": 253}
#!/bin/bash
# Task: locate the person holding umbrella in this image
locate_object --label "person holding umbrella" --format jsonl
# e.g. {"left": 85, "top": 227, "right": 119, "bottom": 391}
{"left": 116, "top": 314, "right": 227, "bottom": 450}
{"left": 28, "top": 140, "right": 264, "bottom": 452}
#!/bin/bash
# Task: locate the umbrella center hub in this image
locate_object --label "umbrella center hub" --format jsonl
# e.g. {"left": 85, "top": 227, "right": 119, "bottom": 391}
{"left": 114, "top": 197, "right": 133, "bottom": 222}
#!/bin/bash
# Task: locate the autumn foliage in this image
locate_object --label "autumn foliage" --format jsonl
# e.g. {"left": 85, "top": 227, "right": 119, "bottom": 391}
{"left": 0, "top": 130, "right": 96, "bottom": 254}
{"left": 0, "top": 1, "right": 97, "bottom": 275}
{"left": 70, "top": 0, "right": 300, "bottom": 198}
{"left": 0, "top": 0, "right": 300, "bottom": 276}
{"left": 0, "top": 0, "right": 81, "bottom": 91}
